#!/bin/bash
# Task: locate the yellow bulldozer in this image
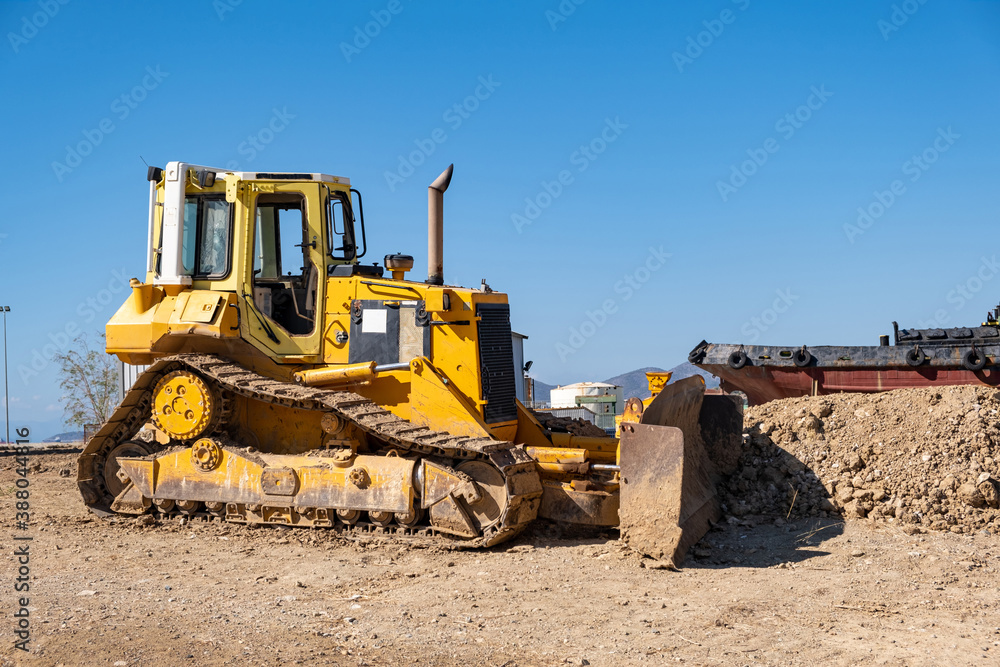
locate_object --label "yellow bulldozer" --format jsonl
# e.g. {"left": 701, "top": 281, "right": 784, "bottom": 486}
{"left": 77, "top": 162, "right": 742, "bottom": 565}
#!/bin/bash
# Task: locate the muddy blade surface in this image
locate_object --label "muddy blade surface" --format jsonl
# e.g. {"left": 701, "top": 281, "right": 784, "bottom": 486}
{"left": 616, "top": 376, "right": 742, "bottom": 566}
{"left": 640, "top": 376, "right": 705, "bottom": 437}
{"left": 618, "top": 422, "right": 720, "bottom": 566}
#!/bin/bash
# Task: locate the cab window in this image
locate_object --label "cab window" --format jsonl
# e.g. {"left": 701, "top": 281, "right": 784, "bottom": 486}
{"left": 180, "top": 195, "right": 231, "bottom": 278}
{"left": 252, "top": 193, "right": 318, "bottom": 336}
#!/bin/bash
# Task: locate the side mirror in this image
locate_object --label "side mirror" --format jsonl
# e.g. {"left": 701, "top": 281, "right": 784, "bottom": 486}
{"left": 351, "top": 188, "right": 367, "bottom": 258}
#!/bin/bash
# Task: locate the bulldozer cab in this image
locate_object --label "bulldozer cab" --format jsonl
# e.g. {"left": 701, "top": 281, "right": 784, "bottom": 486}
{"left": 148, "top": 162, "right": 364, "bottom": 362}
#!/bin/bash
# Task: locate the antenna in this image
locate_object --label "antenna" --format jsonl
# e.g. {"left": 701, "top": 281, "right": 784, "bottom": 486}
{"left": 139, "top": 155, "right": 150, "bottom": 168}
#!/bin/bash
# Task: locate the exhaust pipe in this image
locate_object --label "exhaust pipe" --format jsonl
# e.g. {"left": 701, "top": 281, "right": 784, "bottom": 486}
{"left": 427, "top": 164, "right": 453, "bottom": 285}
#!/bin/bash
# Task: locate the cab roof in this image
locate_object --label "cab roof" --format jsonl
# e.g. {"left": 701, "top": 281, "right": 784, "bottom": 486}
{"left": 164, "top": 161, "right": 350, "bottom": 187}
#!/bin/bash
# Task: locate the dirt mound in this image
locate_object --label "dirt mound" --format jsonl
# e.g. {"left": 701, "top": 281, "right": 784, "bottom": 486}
{"left": 721, "top": 385, "right": 1000, "bottom": 534}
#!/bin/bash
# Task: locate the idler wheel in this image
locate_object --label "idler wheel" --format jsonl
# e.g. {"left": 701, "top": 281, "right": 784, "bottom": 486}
{"left": 455, "top": 461, "right": 508, "bottom": 532}
{"left": 103, "top": 440, "right": 154, "bottom": 500}
{"left": 963, "top": 348, "right": 987, "bottom": 371}
{"left": 727, "top": 350, "right": 749, "bottom": 369}
{"left": 151, "top": 371, "right": 219, "bottom": 441}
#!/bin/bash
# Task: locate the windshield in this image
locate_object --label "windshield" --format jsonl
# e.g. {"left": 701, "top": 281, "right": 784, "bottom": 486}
{"left": 178, "top": 195, "right": 232, "bottom": 278}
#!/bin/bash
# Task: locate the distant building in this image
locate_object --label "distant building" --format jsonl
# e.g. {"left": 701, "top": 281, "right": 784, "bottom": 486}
{"left": 120, "top": 361, "right": 148, "bottom": 400}
{"left": 549, "top": 382, "right": 624, "bottom": 431}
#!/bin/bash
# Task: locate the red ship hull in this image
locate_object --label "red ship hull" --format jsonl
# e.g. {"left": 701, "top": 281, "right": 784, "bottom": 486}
{"left": 699, "top": 363, "right": 1000, "bottom": 406}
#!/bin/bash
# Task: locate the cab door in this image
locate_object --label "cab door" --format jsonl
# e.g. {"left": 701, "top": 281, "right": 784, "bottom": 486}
{"left": 241, "top": 182, "right": 326, "bottom": 362}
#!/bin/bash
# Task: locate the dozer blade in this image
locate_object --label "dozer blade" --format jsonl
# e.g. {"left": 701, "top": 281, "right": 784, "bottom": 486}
{"left": 618, "top": 376, "right": 743, "bottom": 566}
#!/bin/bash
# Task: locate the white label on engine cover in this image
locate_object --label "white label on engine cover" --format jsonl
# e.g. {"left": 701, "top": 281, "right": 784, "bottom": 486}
{"left": 362, "top": 308, "right": 387, "bottom": 334}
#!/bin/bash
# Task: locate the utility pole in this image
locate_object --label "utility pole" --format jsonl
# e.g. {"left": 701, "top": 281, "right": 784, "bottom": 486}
{"left": 1, "top": 306, "right": 9, "bottom": 445}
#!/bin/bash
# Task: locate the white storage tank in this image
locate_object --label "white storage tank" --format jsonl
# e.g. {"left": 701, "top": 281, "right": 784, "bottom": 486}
{"left": 549, "top": 382, "right": 624, "bottom": 417}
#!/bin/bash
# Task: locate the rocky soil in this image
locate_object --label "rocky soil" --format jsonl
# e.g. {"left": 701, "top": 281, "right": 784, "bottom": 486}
{"left": 725, "top": 385, "right": 1000, "bottom": 534}
{"left": 5, "top": 452, "right": 1000, "bottom": 666}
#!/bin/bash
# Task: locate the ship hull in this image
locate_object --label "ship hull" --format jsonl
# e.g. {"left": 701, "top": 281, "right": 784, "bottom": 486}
{"left": 690, "top": 340, "right": 1000, "bottom": 405}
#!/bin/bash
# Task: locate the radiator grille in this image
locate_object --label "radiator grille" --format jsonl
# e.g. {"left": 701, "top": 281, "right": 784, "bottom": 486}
{"left": 476, "top": 303, "right": 518, "bottom": 424}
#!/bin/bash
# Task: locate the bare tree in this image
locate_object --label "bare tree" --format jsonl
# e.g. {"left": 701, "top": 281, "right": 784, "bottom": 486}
{"left": 55, "top": 334, "right": 118, "bottom": 428}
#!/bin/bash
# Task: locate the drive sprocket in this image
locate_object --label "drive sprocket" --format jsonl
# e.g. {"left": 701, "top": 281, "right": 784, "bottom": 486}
{"left": 150, "top": 370, "right": 221, "bottom": 441}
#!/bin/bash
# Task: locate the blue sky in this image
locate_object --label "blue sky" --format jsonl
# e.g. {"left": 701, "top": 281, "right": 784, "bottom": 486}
{"left": 1, "top": 0, "right": 998, "bottom": 438}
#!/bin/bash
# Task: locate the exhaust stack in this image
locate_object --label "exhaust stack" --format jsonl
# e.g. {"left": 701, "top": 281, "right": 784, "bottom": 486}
{"left": 427, "top": 164, "right": 453, "bottom": 285}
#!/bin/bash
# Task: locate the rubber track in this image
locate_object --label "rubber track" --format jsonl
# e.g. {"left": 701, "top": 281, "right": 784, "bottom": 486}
{"left": 78, "top": 354, "right": 541, "bottom": 547}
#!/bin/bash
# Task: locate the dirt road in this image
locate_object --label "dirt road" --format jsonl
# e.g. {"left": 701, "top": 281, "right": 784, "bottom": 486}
{"left": 2, "top": 451, "right": 999, "bottom": 666}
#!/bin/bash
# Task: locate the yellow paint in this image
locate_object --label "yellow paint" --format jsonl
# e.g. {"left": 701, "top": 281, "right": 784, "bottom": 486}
{"left": 151, "top": 371, "right": 214, "bottom": 440}
{"left": 514, "top": 400, "right": 556, "bottom": 449}
{"left": 408, "top": 356, "right": 491, "bottom": 439}
{"left": 645, "top": 371, "right": 672, "bottom": 397}
{"left": 180, "top": 292, "right": 224, "bottom": 323}
{"left": 294, "top": 361, "right": 378, "bottom": 386}
{"left": 120, "top": 445, "right": 416, "bottom": 514}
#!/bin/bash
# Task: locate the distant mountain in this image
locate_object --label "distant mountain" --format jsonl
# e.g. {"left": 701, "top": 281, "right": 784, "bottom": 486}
{"left": 606, "top": 364, "right": 721, "bottom": 400}
{"left": 43, "top": 431, "right": 84, "bottom": 443}
{"left": 667, "top": 361, "right": 721, "bottom": 388}
{"left": 529, "top": 379, "right": 556, "bottom": 405}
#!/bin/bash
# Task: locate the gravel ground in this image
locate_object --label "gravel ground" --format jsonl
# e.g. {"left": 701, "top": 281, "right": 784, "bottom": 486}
{"left": 2, "top": 449, "right": 999, "bottom": 666}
